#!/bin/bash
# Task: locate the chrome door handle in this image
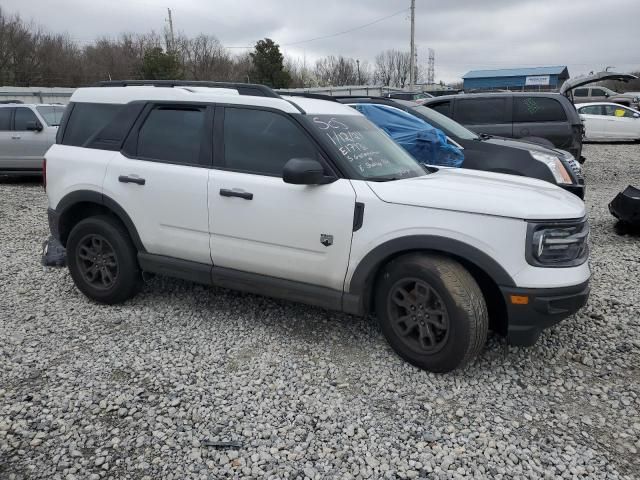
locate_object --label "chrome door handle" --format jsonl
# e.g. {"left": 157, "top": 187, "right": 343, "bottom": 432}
{"left": 11, "top": 135, "right": 20, "bottom": 139}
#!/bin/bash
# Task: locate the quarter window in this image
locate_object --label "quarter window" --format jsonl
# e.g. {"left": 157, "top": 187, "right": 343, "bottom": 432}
{"left": 513, "top": 97, "right": 567, "bottom": 123}
{"left": 62, "top": 103, "right": 122, "bottom": 146}
{"left": 0, "top": 108, "right": 11, "bottom": 130}
{"left": 137, "top": 106, "right": 206, "bottom": 165}
{"left": 14, "top": 107, "right": 39, "bottom": 130}
{"left": 455, "top": 98, "right": 508, "bottom": 124}
{"left": 223, "top": 108, "right": 317, "bottom": 176}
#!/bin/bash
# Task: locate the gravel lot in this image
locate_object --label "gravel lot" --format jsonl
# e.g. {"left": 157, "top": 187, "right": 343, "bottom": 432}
{"left": 1, "top": 143, "right": 639, "bottom": 480}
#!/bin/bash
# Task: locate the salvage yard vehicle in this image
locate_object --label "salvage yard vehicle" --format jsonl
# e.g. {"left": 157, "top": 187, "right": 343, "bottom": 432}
{"left": 422, "top": 92, "right": 585, "bottom": 161}
{"left": 0, "top": 103, "right": 65, "bottom": 176}
{"left": 561, "top": 70, "right": 639, "bottom": 110}
{"left": 45, "top": 80, "right": 590, "bottom": 373}
{"left": 316, "top": 95, "right": 585, "bottom": 199}
{"left": 576, "top": 103, "right": 640, "bottom": 141}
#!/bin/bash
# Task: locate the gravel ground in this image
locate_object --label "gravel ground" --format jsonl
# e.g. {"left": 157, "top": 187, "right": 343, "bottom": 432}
{"left": 1, "top": 143, "right": 639, "bottom": 480}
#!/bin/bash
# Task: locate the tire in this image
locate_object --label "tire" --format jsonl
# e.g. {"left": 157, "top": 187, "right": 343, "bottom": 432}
{"left": 67, "top": 215, "right": 141, "bottom": 304}
{"left": 374, "top": 253, "right": 488, "bottom": 373}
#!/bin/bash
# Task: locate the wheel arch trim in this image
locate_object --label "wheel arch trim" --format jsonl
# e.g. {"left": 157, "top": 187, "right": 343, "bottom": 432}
{"left": 347, "top": 235, "right": 516, "bottom": 299}
{"left": 55, "top": 190, "right": 145, "bottom": 252}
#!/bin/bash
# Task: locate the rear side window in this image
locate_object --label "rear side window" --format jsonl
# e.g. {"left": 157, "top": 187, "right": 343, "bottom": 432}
{"left": 429, "top": 100, "right": 451, "bottom": 116}
{"left": 14, "top": 107, "right": 38, "bottom": 130}
{"left": 223, "top": 108, "right": 317, "bottom": 176}
{"left": 0, "top": 108, "right": 11, "bottom": 130}
{"left": 513, "top": 97, "right": 567, "bottom": 123}
{"left": 137, "top": 106, "right": 206, "bottom": 165}
{"left": 579, "top": 106, "right": 602, "bottom": 115}
{"left": 455, "top": 98, "right": 508, "bottom": 124}
{"left": 62, "top": 103, "right": 122, "bottom": 146}
{"left": 573, "top": 88, "right": 588, "bottom": 97}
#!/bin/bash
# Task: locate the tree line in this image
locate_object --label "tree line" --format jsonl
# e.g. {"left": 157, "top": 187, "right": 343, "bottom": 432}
{"left": 0, "top": 8, "right": 426, "bottom": 89}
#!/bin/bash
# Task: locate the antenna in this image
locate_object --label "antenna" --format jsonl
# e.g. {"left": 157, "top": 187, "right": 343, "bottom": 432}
{"left": 427, "top": 48, "right": 435, "bottom": 85}
{"left": 166, "top": 8, "right": 175, "bottom": 52}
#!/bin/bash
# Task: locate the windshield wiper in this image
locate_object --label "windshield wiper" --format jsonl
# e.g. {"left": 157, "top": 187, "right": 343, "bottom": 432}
{"left": 479, "top": 133, "right": 492, "bottom": 140}
{"left": 367, "top": 176, "right": 402, "bottom": 182}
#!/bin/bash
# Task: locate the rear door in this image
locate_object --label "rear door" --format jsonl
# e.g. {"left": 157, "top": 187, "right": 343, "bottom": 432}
{"left": 453, "top": 96, "right": 512, "bottom": 137}
{"left": 13, "top": 107, "right": 53, "bottom": 168}
{"left": 208, "top": 106, "right": 356, "bottom": 290}
{"left": 103, "top": 103, "right": 212, "bottom": 264}
{"left": 512, "top": 96, "right": 570, "bottom": 147}
{"left": 577, "top": 105, "right": 607, "bottom": 139}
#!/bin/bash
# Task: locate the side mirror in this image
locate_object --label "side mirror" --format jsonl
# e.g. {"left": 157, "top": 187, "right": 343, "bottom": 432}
{"left": 283, "top": 158, "right": 336, "bottom": 185}
{"left": 634, "top": 113, "right": 640, "bottom": 119}
{"left": 26, "top": 121, "right": 43, "bottom": 132}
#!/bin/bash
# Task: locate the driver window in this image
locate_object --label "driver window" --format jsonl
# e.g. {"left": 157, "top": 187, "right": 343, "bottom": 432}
{"left": 222, "top": 108, "right": 318, "bottom": 176}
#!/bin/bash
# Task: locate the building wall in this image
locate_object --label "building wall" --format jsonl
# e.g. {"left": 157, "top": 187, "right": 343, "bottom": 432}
{"left": 463, "top": 74, "right": 561, "bottom": 91}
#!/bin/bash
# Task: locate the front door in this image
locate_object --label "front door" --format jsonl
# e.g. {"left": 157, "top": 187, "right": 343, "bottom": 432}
{"left": 103, "top": 103, "right": 212, "bottom": 264}
{"left": 208, "top": 106, "right": 356, "bottom": 291}
{"left": 13, "top": 107, "right": 54, "bottom": 168}
{"left": 602, "top": 105, "right": 640, "bottom": 139}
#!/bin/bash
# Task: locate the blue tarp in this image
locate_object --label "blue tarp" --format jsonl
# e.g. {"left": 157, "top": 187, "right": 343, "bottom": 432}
{"left": 353, "top": 103, "right": 464, "bottom": 168}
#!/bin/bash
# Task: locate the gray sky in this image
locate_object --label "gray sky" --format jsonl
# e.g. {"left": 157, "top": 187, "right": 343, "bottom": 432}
{"left": 5, "top": 0, "right": 640, "bottom": 83}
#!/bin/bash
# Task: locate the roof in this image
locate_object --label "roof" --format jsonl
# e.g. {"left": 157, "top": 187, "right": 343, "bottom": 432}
{"left": 463, "top": 66, "right": 568, "bottom": 79}
{"left": 70, "top": 86, "right": 358, "bottom": 116}
{"left": 71, "top": 86, "right": 301, "bottom": 113}
{"left": 422, "top": 91, "right": 568, "bottom": 102}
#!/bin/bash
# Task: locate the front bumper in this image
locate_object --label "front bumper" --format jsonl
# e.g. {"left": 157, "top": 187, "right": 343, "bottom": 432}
{"left": 501, "top": 280, "right": 590, "bottom": 346}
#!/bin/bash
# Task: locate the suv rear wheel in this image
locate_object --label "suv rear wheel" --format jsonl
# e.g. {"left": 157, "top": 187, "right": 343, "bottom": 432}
{"left": 67, "top": 215, "right": 141, "bottom": 304}
{"left": 374, "top": 253, "right": 488, "bottom": 373}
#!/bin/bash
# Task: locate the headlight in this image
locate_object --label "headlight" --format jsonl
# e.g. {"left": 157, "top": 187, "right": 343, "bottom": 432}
{"left": 530, "top": 151, "right": 573, "bottom": 184}
{"left": 526, "top": 220, "right": 589, "bottom": 267}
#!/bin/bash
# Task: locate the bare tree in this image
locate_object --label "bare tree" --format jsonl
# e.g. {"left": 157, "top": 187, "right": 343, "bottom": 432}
{"left": 374, "top": 49, "right": 412, "bottom": 88}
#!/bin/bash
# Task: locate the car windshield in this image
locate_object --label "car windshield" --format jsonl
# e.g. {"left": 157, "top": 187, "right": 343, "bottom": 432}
{"left": 410, "top": 105, "right": 479, "bottom": 140}
{"left": 307, "top": 114, "right": 427, "bottom": 181}
{"left": 36, "top": 105, "right": 66, "bottom": 126}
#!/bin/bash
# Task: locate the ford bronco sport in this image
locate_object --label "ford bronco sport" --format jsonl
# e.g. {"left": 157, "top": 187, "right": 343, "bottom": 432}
{"left": 45, "top": 81, "right": 590, "bottom": 373}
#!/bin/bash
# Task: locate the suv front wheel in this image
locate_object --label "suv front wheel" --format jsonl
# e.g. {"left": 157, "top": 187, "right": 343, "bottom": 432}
{"left": 375, "top": 253, "right": 488, "bottom": 373}
{"left": 67, "top": 215, "right": 142, "bottom": 304}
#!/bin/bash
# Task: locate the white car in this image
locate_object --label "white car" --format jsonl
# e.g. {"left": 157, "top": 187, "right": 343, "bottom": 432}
{"left": 44, "top": 80, "right": 590, "bottom": 373}
{"left": 577, "top": 102, "right": 640, "bottom": 141}
{"left": 0, "top": 103, "right": 65, "bottom": 175}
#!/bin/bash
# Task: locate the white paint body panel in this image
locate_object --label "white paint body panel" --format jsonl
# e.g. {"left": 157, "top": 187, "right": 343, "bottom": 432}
{"left": 578, "top": 102, "right": 640, "bottom": 140}
{"left": 103, "top": 154, "right": 211, "bottom": 264}
{"left": 208, "top": 171, "right": 356, "bottom": 290}
{"left": 345, "top": 180, "right": 590, "bottom": 290}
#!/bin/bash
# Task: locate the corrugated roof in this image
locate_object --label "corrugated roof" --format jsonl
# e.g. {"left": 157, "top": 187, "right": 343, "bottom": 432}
{"left": 462, "top": 66, "right": 568, "bottom": 79}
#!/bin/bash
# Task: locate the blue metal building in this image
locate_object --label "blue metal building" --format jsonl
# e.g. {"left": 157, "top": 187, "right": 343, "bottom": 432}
{"left": 462, "top": 66, "right": 570, "bottom": 91}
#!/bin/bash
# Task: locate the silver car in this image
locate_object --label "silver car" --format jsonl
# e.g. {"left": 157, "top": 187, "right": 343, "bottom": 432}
{"left": 0, "top": 103, "right": 65, "bottom": 175}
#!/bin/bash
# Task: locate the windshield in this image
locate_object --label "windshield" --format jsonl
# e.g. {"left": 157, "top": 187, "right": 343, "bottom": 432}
{"left": 410, "top": 105, "right": 479, "bottom": 140}
{"left": 307, "top": 114, "right": 427, "bottom": 181}
{"left": 36, "top": 105, "right": 66, "bottom": 126}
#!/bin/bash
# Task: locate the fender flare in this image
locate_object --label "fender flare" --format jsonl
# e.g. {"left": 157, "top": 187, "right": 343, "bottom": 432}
{"left": 55, "top": 190, "right": 145, "bottom": 252}
{"left": 348, "top": 235, "right": 516, "bottom": 297}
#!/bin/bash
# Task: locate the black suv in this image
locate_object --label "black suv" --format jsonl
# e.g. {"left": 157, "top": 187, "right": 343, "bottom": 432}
{"left": 422, "top": 93, "right": 584, "bottom": 161}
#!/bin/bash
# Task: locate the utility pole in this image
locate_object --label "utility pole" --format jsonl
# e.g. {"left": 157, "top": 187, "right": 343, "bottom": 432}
{"left": 356, "top": 59, "right": 361, "bottom": 85}
{"left": 167, "top": 8, "right": 175, "bottom": 52}
{"left": 427, "top": 48, "right": 435, "bottom": 85}
{"left": 409, "top": 0, "right": 416, "bottom": 90}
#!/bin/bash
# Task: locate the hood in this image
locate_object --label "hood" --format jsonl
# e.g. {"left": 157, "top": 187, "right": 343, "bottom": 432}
{"left": 560, "top": 71, "right": 638, "bottom": 94}
{"left": 484, "top": 136, "right": 563, "bottom": 155}
{"left": 367, "top": 168, "right": 585, "bottom": 220}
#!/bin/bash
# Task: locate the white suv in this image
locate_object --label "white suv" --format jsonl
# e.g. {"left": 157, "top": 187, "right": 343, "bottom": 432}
{"left": 45, "top": 81, "right": 591, "bottom": 372}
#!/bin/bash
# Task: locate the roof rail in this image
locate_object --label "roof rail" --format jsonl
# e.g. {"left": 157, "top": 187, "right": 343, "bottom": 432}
{"left": 278, "top": 92, "right": 338, "bottom": 102}
{"left": 94, "top": 80, "right": 281, "bottom": 98}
